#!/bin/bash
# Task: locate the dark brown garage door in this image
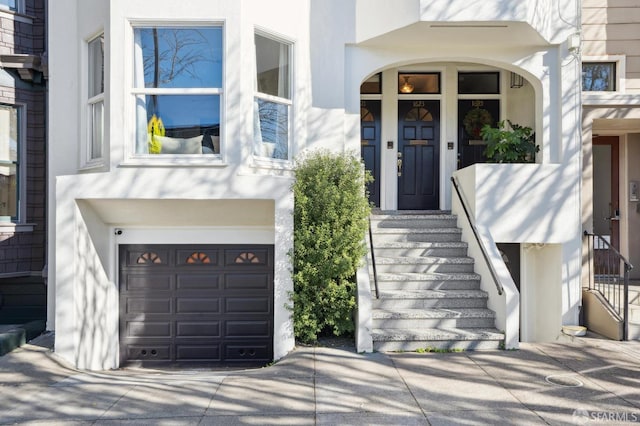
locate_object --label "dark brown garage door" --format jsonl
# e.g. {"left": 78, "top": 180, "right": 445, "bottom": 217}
{"left": 119, "top": 244, "right": 273, "bottom": 367}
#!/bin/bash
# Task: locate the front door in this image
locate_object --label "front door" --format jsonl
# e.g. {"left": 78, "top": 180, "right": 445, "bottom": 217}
{"left": 397, "top": 100, "right": 440, "bottom": 210}
{"left": 361, "top": 100, "right": 381, "bottom": 207}
{"left": 593, "top": 136, "right": 620, "bottom": 273}
{"left": 458, "top": 99, "right": 500, "bottom": 168}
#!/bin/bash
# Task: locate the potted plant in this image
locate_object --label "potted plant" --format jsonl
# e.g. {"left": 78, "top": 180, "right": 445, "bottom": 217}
{"left": 480, "top": 120, "right": 538, "bottom": 163}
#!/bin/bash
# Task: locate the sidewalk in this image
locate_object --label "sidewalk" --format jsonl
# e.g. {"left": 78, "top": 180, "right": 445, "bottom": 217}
{"left": 0, "top": 333, "right": 639, "bottom": 425}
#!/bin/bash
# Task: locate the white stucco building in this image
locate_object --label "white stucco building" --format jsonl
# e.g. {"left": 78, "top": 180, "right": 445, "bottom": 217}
{"left": 48, "top": 0, "right": 583, "bottom": 370}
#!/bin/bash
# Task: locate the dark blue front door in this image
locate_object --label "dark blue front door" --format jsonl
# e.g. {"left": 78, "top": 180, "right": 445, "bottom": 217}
{"left": 397, "top": 100, "right": 440, "bottom": 210}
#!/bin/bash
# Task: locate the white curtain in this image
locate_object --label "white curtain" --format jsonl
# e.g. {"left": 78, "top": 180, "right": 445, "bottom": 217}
{"left": 134, "top": 30, "right": 148, "bottom": 154}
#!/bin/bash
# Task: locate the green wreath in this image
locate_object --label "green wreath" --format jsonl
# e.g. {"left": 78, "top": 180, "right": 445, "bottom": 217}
{"left": 463, "top": 108, "right": 493, "bottom": 138}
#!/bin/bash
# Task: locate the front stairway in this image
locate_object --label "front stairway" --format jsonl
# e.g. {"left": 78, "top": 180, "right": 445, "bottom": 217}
{"left": 369, "top": 211, "right": 505, "bottom": 351}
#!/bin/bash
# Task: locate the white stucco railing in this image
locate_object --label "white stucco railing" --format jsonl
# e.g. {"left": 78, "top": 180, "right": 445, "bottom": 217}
{"left": 451, "top": 172, "right": 519, "bottom": 349}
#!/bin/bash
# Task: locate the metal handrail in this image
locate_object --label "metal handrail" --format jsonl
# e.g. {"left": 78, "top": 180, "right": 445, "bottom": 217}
{"left": 450, "top": 176, "right": 503, "bottom": 295}
{"left": 583, "top": 230, "right": 633, "bottom": 340}
{"left": 368, "top": 216, "right": 380, "bottom": 299}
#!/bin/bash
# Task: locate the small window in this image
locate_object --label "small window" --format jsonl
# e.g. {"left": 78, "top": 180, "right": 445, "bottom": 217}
{"left": 254, "top": 33, "right": 292, "bottom": 160}
{"left": 0, "top": 104, "right": 20, "bottom": 221}
{"left": 398, "top": 73, "right": 440, "bottom": 94}
{"left": 458, "top": 72, "right": 500, "bottom": 94}
{"left": 87, "top": 34, "right": 104, "bottom": 162}
{"left": 582, "top": 62, "right": 616, "bottom": 92}
{"left": 133, "top": 26, "right": 223, "bottom": 156}
{"left": 0, "top": 0, "right": 23, "bottom": 13}
{"left": 361, "top": 73, "right": 381, "bottom": 94}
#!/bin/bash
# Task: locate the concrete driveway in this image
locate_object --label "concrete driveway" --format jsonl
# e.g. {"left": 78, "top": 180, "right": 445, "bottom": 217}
{"left": 0, "top": 332, "right": 639, "bottom": 425}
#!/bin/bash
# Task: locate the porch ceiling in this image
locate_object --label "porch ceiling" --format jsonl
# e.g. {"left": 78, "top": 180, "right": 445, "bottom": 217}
{"left": 356, "top": 21, "right": 547, "bottom": 50}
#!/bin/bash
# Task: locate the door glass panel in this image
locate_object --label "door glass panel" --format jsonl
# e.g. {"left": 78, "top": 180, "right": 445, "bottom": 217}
{"left": 458, "top": 72, "right": 500, "bottom": 94}
{"left": 398, "top": 73, "right": 440, "bottom": 94}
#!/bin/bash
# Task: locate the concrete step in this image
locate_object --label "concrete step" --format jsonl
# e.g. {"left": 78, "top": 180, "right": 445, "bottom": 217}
{"left": 371, "top": 215, "right": 458, "bottom": 229}
{"left": 373, "top": 289, "right": 488, "bottom": 309}
{"left": 372, "top": 308, "right": 496, "bottom": 329}
{"left": 373, "top": 270, "right": 481, "bottom": 290}
{"left": 371, "top": 327, "right": 504, "bottom": 352}
{"left": 371, "top": 228, "right": 463, "bottom": 243}
{"left": 375, "top": 256, "right": 475, "bottom": 274}
{"left": 374, "top": 242, "right": 469, "bottom": 258}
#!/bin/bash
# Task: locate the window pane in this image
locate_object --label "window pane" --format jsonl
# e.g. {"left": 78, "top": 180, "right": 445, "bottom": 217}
{"left": 0, "top": 0, "right": 17, "bottom": 11}
{"left": 255, "top": 34, "right": 290, "bottom": 99}
{"left": 254, "top": 98, "right": 288, "bottom": 159}
{"left": 398, "top": 73, "right": 440, "bottom": 94}
{"left": 88, "top": 35, "right": 104, "bottom": 98}
{"left": 458, "top": 72, "right": 500, "bottom": 94}
{"left": 134, "top": 27, "right": 222, "bottom": 89}
{"left": 582, "top": 62, "right": 616, "bottom": 91}
{"left": 0, "top": 105, "right": 18, "bottom": 163}
{"left": 0, "top": 164, "right": 17, "bottom": 218}
{"left": 135, "top": 94, "right": 220, "bottom": 154}
{"left": 361, "top": 73, "right": 381, "bottom": 94}
{"left": 0, "top": 104, "right": 17, "bottom": 219}
{"left": 90, "top": 100, "right": 104, "bottom": 159}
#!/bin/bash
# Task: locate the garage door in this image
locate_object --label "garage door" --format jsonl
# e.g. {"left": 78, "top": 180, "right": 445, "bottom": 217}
{"left": 119, "top": 244, "right": 273, "bottom": 367}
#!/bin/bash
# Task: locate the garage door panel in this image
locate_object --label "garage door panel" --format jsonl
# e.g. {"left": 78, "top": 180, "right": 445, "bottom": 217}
{"left": 126, "top": 321, "right": 172, "bottom": 338}
{"left": 225, "top": 297, "right": 271, "bottom": 314}
{"left": 225, "top": 343, "right": 271, "bottom": 362}
{"left": 126, "top": 248, "right": 171, "bottom": 266}
{"left": 225, "top": 273, "right": 270, "bottom": 290}
{"left": 225, "top": 249, "right": 271, "bottom": 266}
{"left": 176, "top": 321, "right": 221, "bottom": 337}
{"left": 125, "top": 274, "right": 173, "bottom": 291}
{"left": 120, "top": 244, "right": 274, "bottom": 366}
{"left": 126, "top": 345, "right": 171, "bottom": 361}
{"left": 225, "top": 320, "right": 271, "bottom": 338}
{"left": 126, "top": 298, "right": 172, "bottom": 315}
{"left": 176, "top": 345, "right": 221, "bottom": 361}
{"left": 176, "top": 274, "right": 220, "bottom": 290}
{"left": 176, "top": 249, "right": 220, "bottom": 266}
{"left": 176, "top": 298, "right": 220, "bottom": 314}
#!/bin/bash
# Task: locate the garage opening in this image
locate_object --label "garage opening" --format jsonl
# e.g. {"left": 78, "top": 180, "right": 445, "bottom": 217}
{"left": 119, "top": 244, "right": 274, "bottom": 367}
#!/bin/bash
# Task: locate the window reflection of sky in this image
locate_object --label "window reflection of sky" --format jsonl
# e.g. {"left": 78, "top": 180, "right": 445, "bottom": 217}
{"left": 136, "top": 27, "right": 222, "bottom": 130}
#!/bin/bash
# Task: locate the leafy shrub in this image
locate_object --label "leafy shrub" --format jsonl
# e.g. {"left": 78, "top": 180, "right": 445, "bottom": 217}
{"left": 291, "top": 150, "right": 372, "bottom": 343}
{"left": 480, "top": 120, "right": 538, "bottom": 163}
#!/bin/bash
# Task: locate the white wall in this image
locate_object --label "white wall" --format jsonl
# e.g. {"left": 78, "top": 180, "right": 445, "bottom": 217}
{"left": 521, "top": 244, "right": 563, "bottom": 341}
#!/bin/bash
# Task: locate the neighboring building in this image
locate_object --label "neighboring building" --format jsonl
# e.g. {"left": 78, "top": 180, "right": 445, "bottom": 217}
{"left": 48, "top": 0, "right": 582, "bottom": 370}
{"left": 581, "top": 0, "right": 640, "bottom": 338}
{"left": 0, "top": 0, "right": 47, "bottom": 324}
{"left": 582, "top": 0, "right": 640, "bottom": 275}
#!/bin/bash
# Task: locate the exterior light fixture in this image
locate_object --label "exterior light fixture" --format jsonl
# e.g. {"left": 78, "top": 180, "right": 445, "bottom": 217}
{"left": 510, "top": 72, "right": 524, "bottom": 89}
{"left": 400, "top": 75, "right": 414, "bottom": 93}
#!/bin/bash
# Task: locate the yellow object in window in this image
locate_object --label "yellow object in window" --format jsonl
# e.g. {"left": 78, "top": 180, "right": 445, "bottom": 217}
{"left": 147, "top": 114, "right": 165, "bottom": 154}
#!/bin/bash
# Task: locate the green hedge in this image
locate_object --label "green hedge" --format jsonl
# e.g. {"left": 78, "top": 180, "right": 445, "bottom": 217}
{"left": 291, "top": 150, "right": 371, "bottom": 343}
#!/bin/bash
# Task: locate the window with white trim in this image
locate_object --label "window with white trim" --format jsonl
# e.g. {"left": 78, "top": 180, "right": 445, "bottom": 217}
{"left": 582, "top": 62, "right": 616, "bottom": 92}
{"left": 87, "top": 34, "right": 104, "bottom": 163}
{"left": 0, "top": 104, "right": 21, "bottom": 221}
{"left": 253, "top": 33, "right": 291, "bottom": 160}
{"left": 0, "top": 0, "right": 24, "bottom": 13}
{"left": 133, "top": 25, "right": 222, "bottom": 156}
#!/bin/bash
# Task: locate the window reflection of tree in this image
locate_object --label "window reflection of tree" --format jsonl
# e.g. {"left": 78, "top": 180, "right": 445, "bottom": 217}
{"left": 140, "top": 28, "right": 216, "bottom": 114}
{"left": 257, "top": 99, "right": 288, "bottom": 159}
{"left": 583, "top": 64, "right": 614, "bottom": 91}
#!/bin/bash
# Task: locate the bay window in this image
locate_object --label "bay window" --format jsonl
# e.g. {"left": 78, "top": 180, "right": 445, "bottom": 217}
{"left": 133, "top": 25, "right": 222, "bottom": 156}
{"left": 254, "top": 33, "right": 291, "bottom": 160}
